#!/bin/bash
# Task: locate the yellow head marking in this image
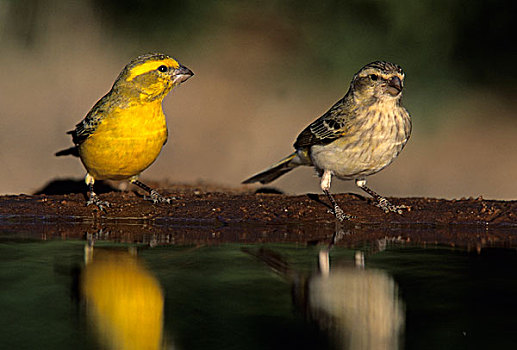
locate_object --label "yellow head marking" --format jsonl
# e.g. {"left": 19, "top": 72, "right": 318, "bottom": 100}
{"left": 126, "top": 58, "right": 179, "bottom": 82}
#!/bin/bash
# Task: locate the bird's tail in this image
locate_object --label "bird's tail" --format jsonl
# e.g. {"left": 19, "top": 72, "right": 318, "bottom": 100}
{"left": 242, "top": 152, "right": 300, "bottom": 185}
{"left": 55, "top": 146, "right": 79, "bottom": 157}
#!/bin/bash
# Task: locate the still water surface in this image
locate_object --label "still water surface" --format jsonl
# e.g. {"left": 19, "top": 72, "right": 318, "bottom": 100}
{"left": 1, "top": 228, "right": 517, "bottom": 349}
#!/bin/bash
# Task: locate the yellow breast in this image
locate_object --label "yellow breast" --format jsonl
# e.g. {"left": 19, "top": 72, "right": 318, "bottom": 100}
{"left": 78, "top": 101, "right": 168, "bottom": 180}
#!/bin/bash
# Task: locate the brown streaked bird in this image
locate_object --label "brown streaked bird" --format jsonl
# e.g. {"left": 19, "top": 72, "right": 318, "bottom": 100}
{"left": 56, "top": 53, "right": 193, "bottom": 210}
{"left": 243, "top": 61, "right": 411, "bottom": 221}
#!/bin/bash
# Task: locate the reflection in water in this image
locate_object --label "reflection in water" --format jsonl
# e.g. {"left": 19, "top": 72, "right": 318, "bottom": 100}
{"left": 81, "top": 245, "right": 168, "bottom": 350}
{"left": 246, "top": 239, "right": 404, "bottom": 350}
{"left": 310, "top": 249, "right": 404, "bottom": 349}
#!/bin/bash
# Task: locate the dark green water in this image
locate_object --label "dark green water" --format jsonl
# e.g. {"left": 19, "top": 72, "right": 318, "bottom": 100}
{"left": 1, "top": 232, "right": 517, "bottom": 349}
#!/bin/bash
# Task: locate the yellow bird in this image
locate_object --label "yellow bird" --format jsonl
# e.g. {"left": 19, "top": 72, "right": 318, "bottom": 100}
{"left": 56, "top": 53, "right": 193, "bottom": 209}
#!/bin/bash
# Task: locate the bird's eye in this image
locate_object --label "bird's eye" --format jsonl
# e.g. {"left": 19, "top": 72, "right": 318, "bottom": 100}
{"left": 157, "top": 65, "right": 168, "bottom": 73}
{"left": 369, "top": 74, "right": 379, "bottom": 81}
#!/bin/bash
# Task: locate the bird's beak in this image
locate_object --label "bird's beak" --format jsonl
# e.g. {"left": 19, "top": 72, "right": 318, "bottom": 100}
{"left": 387, "top": 76, "right": 403, "bottom": 96}
{"left": 172, "top": 65, "right": 194, "bottom": 85}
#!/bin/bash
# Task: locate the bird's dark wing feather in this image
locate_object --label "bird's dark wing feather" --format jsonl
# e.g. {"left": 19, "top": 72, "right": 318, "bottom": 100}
{"left": 70, "top": 95, "right": 109, "bottom": 145}
{"left": 294, "top": 97, "right": 354, "bottom": 149}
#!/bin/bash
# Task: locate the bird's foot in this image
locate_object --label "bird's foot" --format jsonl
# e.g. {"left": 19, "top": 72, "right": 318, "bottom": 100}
{"left": 327, "top": 205, "right": 354, "bottom": 222}
{"left": 144, "top": 190, "right": 175, "bottom": 204}
{"left": 86, "top": 194, "right": 110, "bottom": 212}
{"left": 375, "top": 197, "right": 410, "bottom": 214}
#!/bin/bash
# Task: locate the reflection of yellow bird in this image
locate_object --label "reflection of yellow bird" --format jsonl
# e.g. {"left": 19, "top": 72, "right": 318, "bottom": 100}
{"left": 81, "top": 247, "right": 166, "bottom": 350}
{"left": 56, "top": 53, "right": 193, "bottom": 209}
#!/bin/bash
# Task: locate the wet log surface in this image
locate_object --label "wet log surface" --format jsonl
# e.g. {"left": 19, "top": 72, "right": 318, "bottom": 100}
{"left": 1, "top": 182, "right": 516, "bottom": 247}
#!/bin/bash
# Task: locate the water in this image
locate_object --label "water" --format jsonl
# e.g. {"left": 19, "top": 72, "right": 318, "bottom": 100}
{"left": 1, "top": 225, "right": 517, "bottom": 349}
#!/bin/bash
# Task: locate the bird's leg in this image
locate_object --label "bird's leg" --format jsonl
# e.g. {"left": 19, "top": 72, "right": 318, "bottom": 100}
{"left": 355, "top": 179, "right": 409, "bottom": 214}
{"left": 321, "top": 170, "right": 352, "bottom": 222}
{"left": 85, "top": 174, "right": 110, "bottom": 211}
{"left": 130, "top": 177, "right": 174, "bottom": 204}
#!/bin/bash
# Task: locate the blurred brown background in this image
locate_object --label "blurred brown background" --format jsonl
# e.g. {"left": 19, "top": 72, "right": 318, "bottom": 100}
{"left": 1, "top": 0, "right": 516, "bottom": 199}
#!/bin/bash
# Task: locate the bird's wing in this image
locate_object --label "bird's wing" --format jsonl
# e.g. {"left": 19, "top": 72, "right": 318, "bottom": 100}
{"left": 69, "top": 95, "right": 109, "bottom": 145}
{"left": 294, "top": 97, "right": 354, "bottom": 149}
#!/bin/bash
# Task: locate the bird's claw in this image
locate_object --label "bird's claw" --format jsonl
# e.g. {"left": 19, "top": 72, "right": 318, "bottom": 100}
{"left": 376, "top": 198, "right": 410, "bottom": 214}
{"left": 86, "top": 195, "right": 110, "bottom": 212}
{"left": 144, "top": 190, "right": 175, "bottom": 204}
{"left": 327, "top": 206, "right": 354, "bottom": 222}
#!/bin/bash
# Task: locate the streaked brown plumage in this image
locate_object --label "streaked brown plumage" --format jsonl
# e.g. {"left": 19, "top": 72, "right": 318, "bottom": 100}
{"left": 243, "top": 61, "right": 411, "bottom": 221}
